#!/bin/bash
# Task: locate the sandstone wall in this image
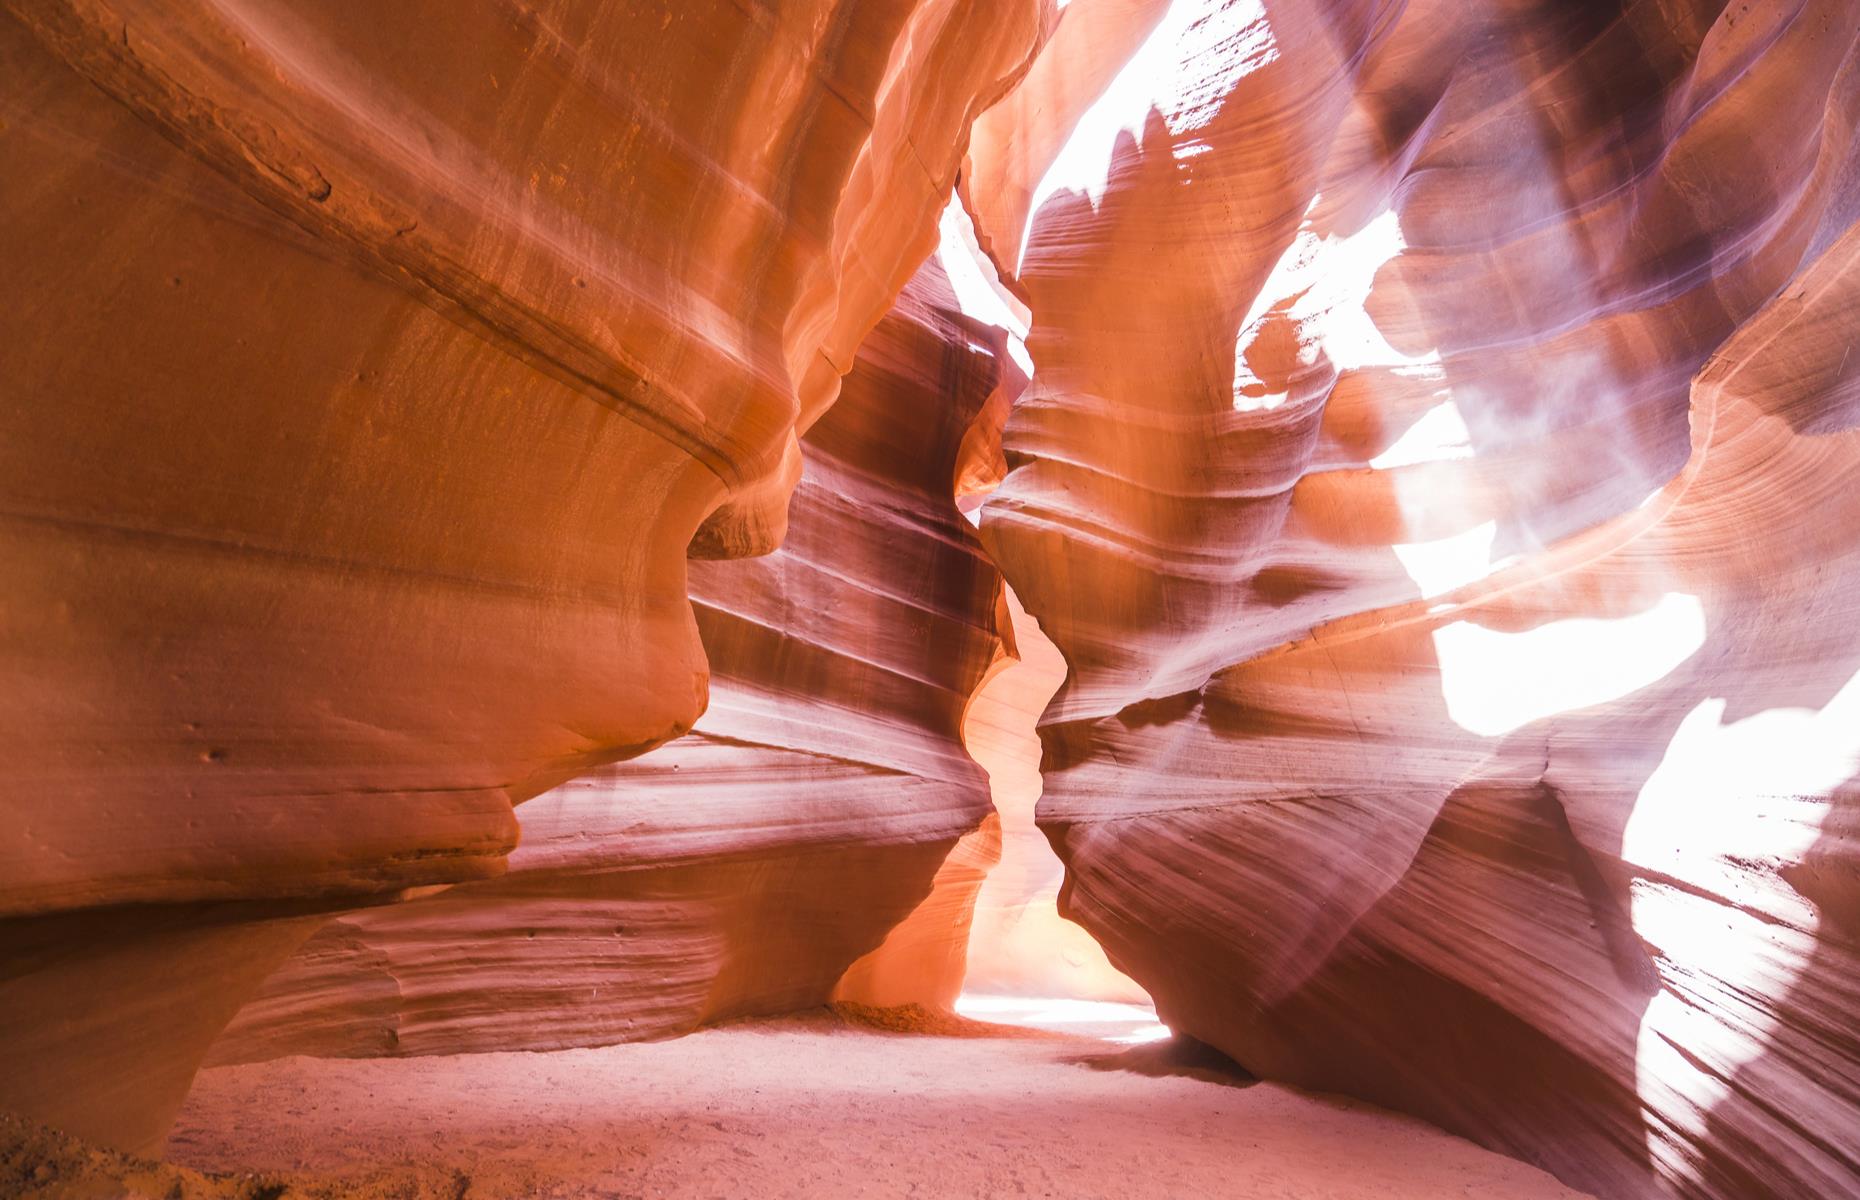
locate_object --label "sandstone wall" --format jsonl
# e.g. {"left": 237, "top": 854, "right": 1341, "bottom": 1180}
{"left": 206, "top": 264, "right": 1018, "bottom": 1061}
{"left": 0, "top": 0, "right": 1048, "bottom": 1151}
{"left": 969, "top": 2, "right": 1860, "bottom": 1196}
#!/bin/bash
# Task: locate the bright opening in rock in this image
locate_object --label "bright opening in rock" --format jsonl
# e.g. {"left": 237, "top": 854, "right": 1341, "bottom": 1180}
{"left": 933, "top": 189, "right": 1164, "bottom": 1043}
{"left": 6, "top": 2, "right": 1849, "bottom": 1197}
{"left": 955, "top": 584, "right": 1165, "bottom": 1044}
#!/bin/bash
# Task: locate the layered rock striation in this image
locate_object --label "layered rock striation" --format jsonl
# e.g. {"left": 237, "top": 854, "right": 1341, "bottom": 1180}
{"left": 6, "top": 1, "right": 1859, "bottom": 1195}
{"left": 0, "top": 0, "right": 1048, "bottom": 1151}
{"left": 207, "top": 262, "right": 1019, "bottom": 1061}
{"left": 970, "top": 1, "right": 1860, "bottom": 1197}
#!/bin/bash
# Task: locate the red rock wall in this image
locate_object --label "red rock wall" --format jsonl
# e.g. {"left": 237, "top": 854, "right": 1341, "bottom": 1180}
{"left": 7, "top": 1, "right": 1858, "bottom": 1192}
{"left": 0, "top": 0, "right": 1048, "bottom": 1151}
{"left": 206, "top": 263, "right": 1017, "bottom": 1061}
{"left": 960, "top": 585, "right": 1147, "bottom": 1003}
{"left": 969, "top": 1, "right": 1860, "bottom": 1197}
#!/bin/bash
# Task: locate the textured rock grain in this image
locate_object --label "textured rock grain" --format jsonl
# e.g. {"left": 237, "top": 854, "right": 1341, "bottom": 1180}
{"left": 6, "top": 2, "right": 1859, "bottom": 1195}
{"left": 208, "top": 262, "right": 1019, "bottom": 1061}
{"left": 970, "top": 2, "right": 1860, "bottom": 1197}
{"left": 0, "top": 0, "right": 1048, "bottom": 1149}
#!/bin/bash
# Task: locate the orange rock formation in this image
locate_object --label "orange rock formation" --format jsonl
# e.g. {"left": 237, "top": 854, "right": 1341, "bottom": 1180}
{"left": 206, "top": 261, "right": 1017, "bottom": 1061}
{"left": 3, "top": 2, "right": 1858, "bottom": 1198}
{"left": 0, "top": 0, "right": 1048, "bottom": 1152}
{"left": 971, "top": 2, "right": 1860, "bottom": 1197}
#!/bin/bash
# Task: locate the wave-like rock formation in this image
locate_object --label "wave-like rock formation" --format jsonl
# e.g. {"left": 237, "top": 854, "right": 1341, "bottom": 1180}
{"left": 7, "top": 1, "right": 1860, "bottom": 1195}
{"left": 960, "top": 584, "right": 1146, "bottom": 1003}
{"left": 206, "top": 262, "right": 1015, "bottom": 1061}
{"left": 0, "top": 0, "right": 1048, "bottom": 1152}
{"left": 970, "top": 1, "right": 1860, "bottom": 1197}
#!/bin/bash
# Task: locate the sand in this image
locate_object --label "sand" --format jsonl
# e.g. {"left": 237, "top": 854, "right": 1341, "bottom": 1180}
{"left": 154, "top": 1008, "right": 1596, "bottom": 1199}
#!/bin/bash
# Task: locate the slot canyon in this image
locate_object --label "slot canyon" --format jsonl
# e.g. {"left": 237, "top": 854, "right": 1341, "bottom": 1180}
{"left": 2, "top": 0, "right": 1858, "bottom": 1197}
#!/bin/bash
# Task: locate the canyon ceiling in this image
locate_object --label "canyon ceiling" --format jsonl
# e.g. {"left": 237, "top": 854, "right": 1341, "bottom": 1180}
{"left": 2, "top": 1, "right": 1858, "bottom": 1198}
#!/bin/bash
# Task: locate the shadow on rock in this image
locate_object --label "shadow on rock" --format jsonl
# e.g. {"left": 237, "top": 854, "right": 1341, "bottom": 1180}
{"left": 1063, "top": 1035, "right": 1259, "bottom": 1089}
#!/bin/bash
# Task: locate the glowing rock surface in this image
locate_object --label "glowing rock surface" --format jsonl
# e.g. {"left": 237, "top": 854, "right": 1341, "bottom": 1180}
{"left": 1, "top": 3, "right": 1857, "bottom": 1197}
{"left": 0, "top": 0, "right": 1047, "bottom": 1151}
{"left": 206, "top": 263, "right": 1018, "bottom": 1062}
{"left": 971, "top": 2, "right": 1860, "bottom": 1196}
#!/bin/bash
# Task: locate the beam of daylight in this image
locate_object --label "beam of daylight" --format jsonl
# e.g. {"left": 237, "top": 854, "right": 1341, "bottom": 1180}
{"left": 1430, "top": 592, "right": 1707, "bottom": 739}
{"left": 937, "top": 195, "right": 1034, "bottom": 378}
{"left": 1628, "top": 665, "right": 1860, "bottom": 1172}
{"left": 1019, "top": 0, "right": 1278, "bottom": 273}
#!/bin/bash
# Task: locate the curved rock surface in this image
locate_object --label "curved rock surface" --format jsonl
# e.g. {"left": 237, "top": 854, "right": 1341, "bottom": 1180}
{"left": 207, "top": 262, "right": 1016, "bottom": 1061}
{"left": 6, "top": 0, "right": 1859, "bottom": 1195}
{"left": 0, "top": 0, "right": 1047, "bottom": 1150}
{"left": 970, "top": 1, "right": 1860, "bottom": 1197}
{"left": 960, "top": 585, "right": 1146, "bottom": 1003}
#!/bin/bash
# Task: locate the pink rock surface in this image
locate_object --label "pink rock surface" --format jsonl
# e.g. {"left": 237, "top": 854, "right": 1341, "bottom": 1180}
{"left": 969, "top": 1, "right": 1860, "bottom": 1196}
{"left": 961, "top": 586, "right": 1147, "bottom": 1003}
{"left": 0, "top": 0, "right": 1048, "bottom": 1150}
{"left": 208, "top": 263, "right": 1020, "bottom": 1061}
{"left": 3, "top": 2, "right": 1858, "bottom": 1195}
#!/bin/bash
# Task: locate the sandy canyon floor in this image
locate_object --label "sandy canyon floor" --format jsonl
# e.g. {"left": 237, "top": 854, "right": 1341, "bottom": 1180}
{"left": 135, "top": 1007, "right": 1596, "bottom": 1200}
